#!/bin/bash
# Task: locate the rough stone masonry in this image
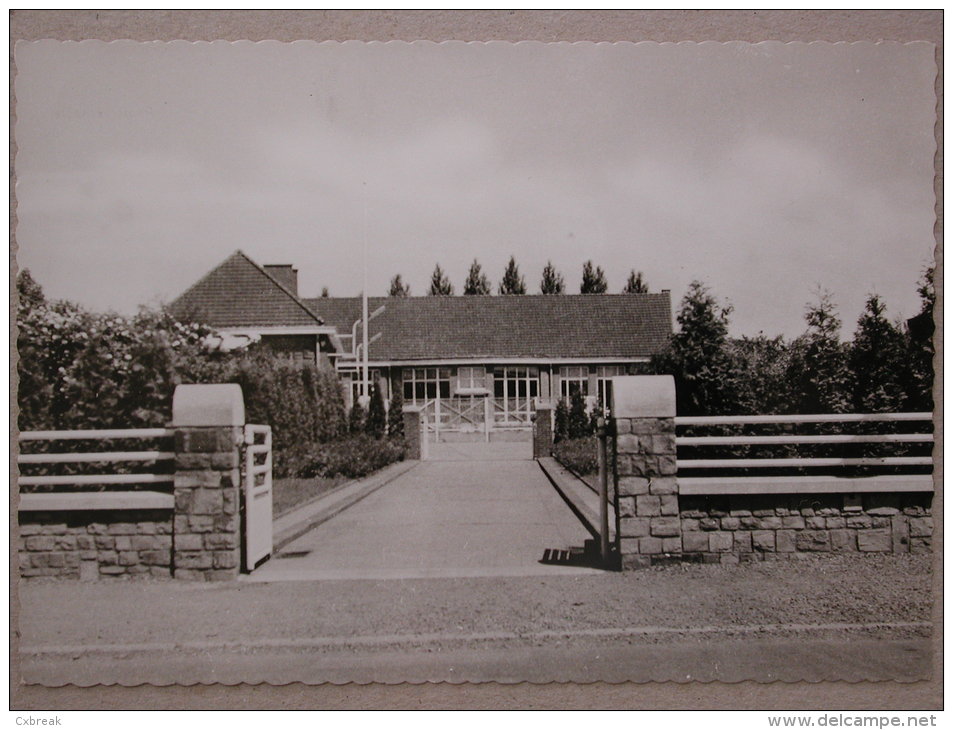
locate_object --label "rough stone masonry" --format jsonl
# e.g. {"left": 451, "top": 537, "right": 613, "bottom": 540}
{"left": 609, "top": 375, "right": 933, "bottom": 569}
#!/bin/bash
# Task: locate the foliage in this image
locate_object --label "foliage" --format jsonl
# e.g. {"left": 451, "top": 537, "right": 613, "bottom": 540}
{"left": 16, "top": 275, "right": 233, "bottom": 430}
{"left": 226, "top": 349, "right": 347, "bottom": 461}
{"left": 428, "top": 263, "right": 454, "bottom": 296}
{"left": 388, "top": 274, "right": 410, "bottom": 297}
{"left": 580, "top": 260, "right": 608, "bottom": 294}
{"left": 387, "top": 388, "right": 405, "bottom": 438}
{"left": 16, "top": 273, "right": 408, "bottom": 483}
{"left": 904, "top": 265, "right": 935, "bottom": 411}
{"left": 17, "top": 269, "right": 46, "bottom": 310}
{"left": 284, "top": 434, "right": 405, "bottom": 480}
{"left": 463, "top": 259, "right": 491, "bottom": 295}
{"left": 365, "top": 379, "right": 387, "bottom": 437}
{"left": 651, "top": 280, "right": 740, "bottom": 416}
{"left": 728, "top": 335, "right": 796, "bottom": 415}
{"left": 540, "top": 261, "right": 565, "bottom": 295}
{"left": 568, "top": 389, "right": 591, "bottom": 439}
{"left": 498, "top": 256, "right": 527, "bottom": 295}
{"left": 553, "top": 398, "right": 570, "bottom": 442}
{"left": 785, "top": 290, "right": 851, "bottom": 414}
{"left": 348, "top": 401, "right": 367, "bottom": 433}
{"left": 848, "top": 295, "right": 908, "bottom": 413}
{"left": 623, "top": 270, "right": 649, "bottom": 294}
{"left": 553, "top": 436, "right": 599, "bottom": 476}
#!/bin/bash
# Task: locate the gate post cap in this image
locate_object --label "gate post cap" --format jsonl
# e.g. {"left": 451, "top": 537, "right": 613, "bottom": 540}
{"left": 610, "top": 376, "right": 676, "bottom": 419}
{"left": 172, "top": 384, "right": 245, "bottom": 427}
{"left": 402, "top": 404, "right": 424, "bottom": 413}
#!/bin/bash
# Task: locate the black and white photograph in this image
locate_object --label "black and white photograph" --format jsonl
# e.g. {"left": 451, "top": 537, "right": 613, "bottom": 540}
{"left": 12, "top": 24, "right": 939, "bottom": 704}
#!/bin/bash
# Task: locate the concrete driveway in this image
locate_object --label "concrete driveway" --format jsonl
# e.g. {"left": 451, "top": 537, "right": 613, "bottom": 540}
{"left": 249, "top": 442, "right": 599, "bottom": 581}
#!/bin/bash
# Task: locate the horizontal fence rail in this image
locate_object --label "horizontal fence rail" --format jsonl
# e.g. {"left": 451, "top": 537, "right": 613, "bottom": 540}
{"left": 678, "top": 456, "right": 932, "bottom": 469}
{"left": 17, "top": 428, "right": 175, "bottom": 493}
{"left": 673, "top": 411, "right": 934, "bottom": 494}
{"left": 675, "top": 412, "right": 932, "bottom": 426}
{"left": 18, "top": 428, "right": 175, "bottom": 441}
{"left": 676, "top": 433, "right": 933, "bottom": 446}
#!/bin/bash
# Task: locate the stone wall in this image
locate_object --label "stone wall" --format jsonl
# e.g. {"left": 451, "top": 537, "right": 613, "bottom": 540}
{"left": 678, "top": 492, "right": 933, "bottom": 565}
{"left": 18, "top": 383, "right": 249, "bottom": 581}
{"left": 18, "top": 510, "right": 172, "bottom": 580}
{"left": 609, "top": 375, "right": 935, "bottom": 569}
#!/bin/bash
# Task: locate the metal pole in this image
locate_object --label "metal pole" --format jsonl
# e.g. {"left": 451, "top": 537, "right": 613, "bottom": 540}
{"left": 362, "top": 189, "right": 369, "bottom": 403}
{"left": 597, "top": 416, "right": 610, "bottom": 565}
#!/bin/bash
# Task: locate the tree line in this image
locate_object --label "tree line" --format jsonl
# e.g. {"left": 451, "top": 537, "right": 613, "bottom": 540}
{"left": 386, "top": 258, "right": 650, "bottom": 297}
{"left": 652, "top": 270, "right": 935, "bottom": 417}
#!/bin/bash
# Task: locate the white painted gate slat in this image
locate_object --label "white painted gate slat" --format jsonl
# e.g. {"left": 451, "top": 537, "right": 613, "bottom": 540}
{"left": 243, "top": 424, "right": 273, "bottom": 571}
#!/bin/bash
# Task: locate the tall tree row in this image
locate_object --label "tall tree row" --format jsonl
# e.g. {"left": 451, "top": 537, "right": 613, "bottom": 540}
{"left": 652, "top": 276, "right": 935, "bottom": 417}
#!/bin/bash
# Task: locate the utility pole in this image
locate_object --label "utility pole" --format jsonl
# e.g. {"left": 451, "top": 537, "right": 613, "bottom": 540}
{"left": 361, "top": 182, "right": 370, "bottom": 407}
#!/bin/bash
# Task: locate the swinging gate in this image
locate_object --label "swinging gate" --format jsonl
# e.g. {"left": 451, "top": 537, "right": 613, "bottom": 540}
{"left": 242, "top": 424, "right": 273, "bottom": 570}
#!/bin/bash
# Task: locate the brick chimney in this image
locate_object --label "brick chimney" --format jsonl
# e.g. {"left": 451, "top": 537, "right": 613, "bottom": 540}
{"left": 264, "top": 265, "right": 298, "bottom": 296}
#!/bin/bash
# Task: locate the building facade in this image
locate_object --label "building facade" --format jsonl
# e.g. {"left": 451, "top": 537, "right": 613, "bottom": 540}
{"left": 172, "top": 251, "right": 673, "bottom": 439}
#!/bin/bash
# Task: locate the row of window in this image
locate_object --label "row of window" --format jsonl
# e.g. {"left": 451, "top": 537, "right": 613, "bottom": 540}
{"left": 395, "top": 365, "right": 627, "bottom": 405}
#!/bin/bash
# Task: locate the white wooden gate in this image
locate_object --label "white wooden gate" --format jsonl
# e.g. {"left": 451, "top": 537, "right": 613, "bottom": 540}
{"left": 243, "top": 424, "right": 273, "bottom": 571}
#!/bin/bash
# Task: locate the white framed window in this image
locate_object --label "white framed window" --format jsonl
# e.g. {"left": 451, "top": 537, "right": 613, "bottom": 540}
{"left": 596, "top": 365, "right": 626, "bottom": 408}
{"left": 493, "top": 366, "right": 539, "bottom": 422}
{"left": 456, "top": 366, "right": 487, "bottom": 392}
{"left": 402, "top": 367, "right": 450, "bottom": 404}
{"left": 559, "top": 365, "right": 589, "bottom": 399}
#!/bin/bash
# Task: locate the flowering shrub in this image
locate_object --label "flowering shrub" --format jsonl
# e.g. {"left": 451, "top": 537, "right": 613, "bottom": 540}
{"left": 16, "top": 270, "right": 404, "bottom": 481}
{"left": 17, "top": 290, "right": 230, "bottom": 430}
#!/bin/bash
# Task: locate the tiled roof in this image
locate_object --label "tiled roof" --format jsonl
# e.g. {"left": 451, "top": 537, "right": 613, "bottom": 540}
{"left": 170, "top": 251, "right": 324, "bottom": 328}
{"left": 304, "top": 293, "right": 673, "bottom": 361}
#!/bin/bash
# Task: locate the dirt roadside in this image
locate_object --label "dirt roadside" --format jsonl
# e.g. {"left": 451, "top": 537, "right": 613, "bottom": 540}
{"left": 17, "top": 553, "right": 933, "bottom": 649}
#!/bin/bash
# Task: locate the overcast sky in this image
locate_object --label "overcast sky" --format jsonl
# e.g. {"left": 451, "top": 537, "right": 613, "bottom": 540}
{"left": 14, "top": 40, "right": 936, "bottom": 338}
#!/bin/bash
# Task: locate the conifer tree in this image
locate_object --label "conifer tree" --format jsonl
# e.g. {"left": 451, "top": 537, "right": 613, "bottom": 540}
{"left": 463, "top": 259, "right": 491, "bottom": 295}
{"left": 498, "top": 256, "right": 527, "bottom": 295}
{"left": 568, "top": 389, "right": 591, "bottom": 439}
{"left": 905, "top": 265, "right": 935, "bottom": 411}
{"left": 428, "top": 264, "right": 454, "bottom": 296}
{"left": 387, "top": 388, "right": 405, "bottom": 439}
{"left": 623, "top": 270, "right": 649, "bottom": 294}
{"left": 580, "top": 260, "right": 608, "bottom": 294}
{"left": 651, "top": 280, "right": 740, "bottom": 416}
{"left": 365, "top": 379, "right": 387, "bottom": 437}
{"left": 17, "top": 269, "right": 46, "bottom": 311}
{"left": 786, "top": 290, "right": 851, "bottom": 414}
{"left": 848, "top": 294, "right": 908, "bottom": 413}
{"left": 553, "top": 398, "right": 570, "bottom": 442}
{"left": 540, "top": 261, "right": 565, "bottom": 295}
{"left": 388, "top": 274, "right": 410, "bottom": 297}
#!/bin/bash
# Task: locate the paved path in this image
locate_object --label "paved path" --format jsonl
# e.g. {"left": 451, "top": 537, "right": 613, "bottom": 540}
{"left": 250, "top": 443, "right": 598, "bottom": 581}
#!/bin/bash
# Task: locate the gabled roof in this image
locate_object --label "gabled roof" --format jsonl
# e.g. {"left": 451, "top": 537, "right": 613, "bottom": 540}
{"left": 304, "top": 293, "right": 673, "bottom": 361}
{"left": 170, "top": 251, "right": 324, "bottom": 328}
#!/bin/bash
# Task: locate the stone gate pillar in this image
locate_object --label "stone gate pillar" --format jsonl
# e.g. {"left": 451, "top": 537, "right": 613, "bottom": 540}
{"left": 402, "top": 405, "right": 427, "bottom": 460}
{"left": 533, "top": 401, "right": 554, "bottom": 459}
{"left": 172, "top": 384, "right": 245, "bottom": 581}
{"left": 610, "top": 376, "right": 679, "bottom": 569}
